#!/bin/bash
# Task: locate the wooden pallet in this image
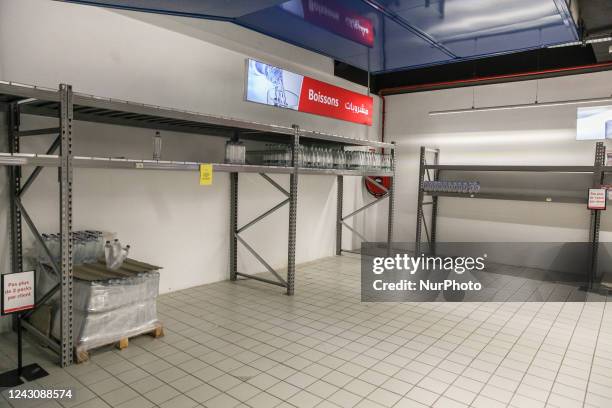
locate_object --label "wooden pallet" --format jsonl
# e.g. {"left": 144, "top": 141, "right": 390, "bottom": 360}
{"left": 75, "top": 323, "right": 164, "bottom": 363}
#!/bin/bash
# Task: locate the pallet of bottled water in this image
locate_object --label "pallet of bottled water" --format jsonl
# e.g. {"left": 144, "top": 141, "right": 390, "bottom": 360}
{"left": 33, "top": 230, "right": 163, "bottom": 362}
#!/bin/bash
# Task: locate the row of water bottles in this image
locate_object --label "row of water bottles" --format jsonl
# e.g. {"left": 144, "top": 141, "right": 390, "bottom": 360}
{"left": 39, "top": 231, "right": 131, "bottom": 269}
{"left": 39, "top": 230, "right": 105, "bottom": 265}
{"left": 261, "top": 144, "right": 393, "bottom": 171}
{"left": 422, "top": 180, "right": 481, "bottom": 194}
{"left": 225, "top": 141, "right": 246, "bottom": 164}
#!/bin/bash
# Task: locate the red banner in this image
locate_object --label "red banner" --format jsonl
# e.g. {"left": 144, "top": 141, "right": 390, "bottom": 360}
{"left": 298, "top": 77, "right": 373, "bottom": 125}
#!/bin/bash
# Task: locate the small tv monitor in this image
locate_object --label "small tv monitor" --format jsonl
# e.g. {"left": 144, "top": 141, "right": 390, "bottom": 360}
{"left": 577, "top": 106, "right": 612, "bottom": 140}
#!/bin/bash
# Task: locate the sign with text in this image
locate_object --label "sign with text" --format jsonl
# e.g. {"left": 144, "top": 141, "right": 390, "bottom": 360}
{"left": 199, "top": 164, "right": 213, "bottom": 186}
{"left": 246, "top": 59, "right": 373, "bottom": 126}
{"left": 1, "top": 271, "right": 35, "bottom": 315}
{"left": 281, "top": 0, "right": 375, "bottom": 47}
{"left": 588, "top": 188, "right": 607, "bottom": 210}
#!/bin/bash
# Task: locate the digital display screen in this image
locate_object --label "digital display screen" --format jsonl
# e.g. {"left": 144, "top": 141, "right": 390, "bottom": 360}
{"left": 577, "top": 106, "right": 612, "bottom": 140}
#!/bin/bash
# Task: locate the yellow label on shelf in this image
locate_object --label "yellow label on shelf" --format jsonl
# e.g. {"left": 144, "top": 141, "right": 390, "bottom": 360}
{"left": 199, "top": 164, "right": 213, "bottom": 186}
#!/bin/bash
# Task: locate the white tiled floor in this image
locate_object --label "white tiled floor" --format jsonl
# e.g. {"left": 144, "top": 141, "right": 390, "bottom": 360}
{"left": 1, "top": 255, "right": 611, "bottom": 408}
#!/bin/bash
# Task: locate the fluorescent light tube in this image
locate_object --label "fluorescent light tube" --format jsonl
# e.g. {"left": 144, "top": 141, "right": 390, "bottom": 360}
{"left": 429, "top": 96, "right": 612, "bottom": 116}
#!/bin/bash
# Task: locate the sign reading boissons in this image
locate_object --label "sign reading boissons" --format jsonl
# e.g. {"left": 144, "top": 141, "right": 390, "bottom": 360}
{"left": 246, "top": 59, "right": 373, "bottom": 125}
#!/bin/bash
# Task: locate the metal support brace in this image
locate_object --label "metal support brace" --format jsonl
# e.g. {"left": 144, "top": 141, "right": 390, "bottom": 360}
{"left": 19, "top": 135, "right": 60, "bottom": 197}
{"left": 16, "top": 199, "right": 60, "bottom": 276}
{"left": 287, "top": 125, "right": 299, "bottom": 296}
{"left": 339, "top": 175, "right": 390, "bottom": 251}
{"left": 232, "top": 171, "right": 290, "bottom": 287}
{"left": 387, "top": 143, "right": 396, "bottom": 255}
{"left": 59, "top": 84, "right": 74, "bottom": 367}
{"left": 16, "top": 127, "right": 60, "bottom": 137}
{"left": 336, "top": 175, "right": 343, "bottom": 255}
{"left": 237, "top": 198, "right": 289, "bottom": 234}
{"left": 235, "top": 234, "right": 287, "bottom": 286}
{"left": 589, "top": 142, "right": 605, "bottom": 288}
{"left": 229, "top": 172, "right": 238, "bottom": 281}
{"left": 342, "top": 221, "right": 368, "bottom": 242}
{"left": 342, "top": 196, "right": 386, "bottom": 221}
{"left": 259, "top": 173, "right": 290, "bottom": 197}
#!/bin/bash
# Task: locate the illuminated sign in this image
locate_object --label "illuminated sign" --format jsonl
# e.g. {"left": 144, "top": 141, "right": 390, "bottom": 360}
{"left": 246, "top": 59, "right": 373, "bottom": 125}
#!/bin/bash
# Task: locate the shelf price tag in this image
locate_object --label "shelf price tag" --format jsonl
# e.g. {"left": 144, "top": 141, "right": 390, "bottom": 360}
{"left": 588, "top": 188, "right": 606, "bottom": 210}
{"left": 199, "top": 164, "right": 213, "bottom": 186}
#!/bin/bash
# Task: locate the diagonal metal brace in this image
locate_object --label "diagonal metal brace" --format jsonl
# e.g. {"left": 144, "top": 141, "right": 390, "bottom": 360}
{"left": 237, "top": 198, "right": 289, "bottom": 233}
{"left": 341, "top": 221, "right": 368, "bottom": 242}
{"left": 19, "top": 135, "right": 60, "bottom": 197}
{"left": 342, "top": 195, "right": 388, "bottom": 221}
{"left": 259, "top": 173, "right": 289, "bottom": 197}
{"left": 16, "top": 198, "right": 60, "bottom": 276}
{"left": 22, "top": 282, "right": 60, "bottom": 320}
{"left": 235, "top": 233, "right": 287, "bottom": 286}
{"left": 16, "top": 127, "right": 60, "bottom": 137}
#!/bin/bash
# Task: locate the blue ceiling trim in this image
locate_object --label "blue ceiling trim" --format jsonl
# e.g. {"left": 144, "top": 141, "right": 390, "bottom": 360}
{"left": 360, "top": 0, "right": 457, "bottom": 59}
{"left": 59, "top": 1, "right": 234, "bottom": 21}
{"left": 551, "top": 0, "right": 580, "bottom": 38}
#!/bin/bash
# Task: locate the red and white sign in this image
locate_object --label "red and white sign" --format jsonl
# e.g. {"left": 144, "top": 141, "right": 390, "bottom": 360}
{"left": 588, "top": 188, "right": 607, "bottom": 210}
{"left": 1, "top": 271, "right": 35, "bottom": 315}
{"left": 246, "top": 59, "right": 373, "bottom": 126}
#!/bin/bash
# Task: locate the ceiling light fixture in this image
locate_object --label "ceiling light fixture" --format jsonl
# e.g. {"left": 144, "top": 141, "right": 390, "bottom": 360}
{"left": 548, "top": 36, "right": 612, "bottom": 48}
{"left": 429, "top": 95, "right": 612, "bottom": 116}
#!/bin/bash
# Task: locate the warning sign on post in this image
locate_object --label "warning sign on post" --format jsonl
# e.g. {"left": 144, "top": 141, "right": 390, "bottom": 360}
{"left": 588, "top": 188, "right": 607, "bottom": 210}
{"left": 1, "top": 271, "right": 35, "bottom": 315}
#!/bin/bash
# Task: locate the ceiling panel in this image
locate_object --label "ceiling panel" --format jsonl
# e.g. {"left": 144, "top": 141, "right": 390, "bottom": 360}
{"left": 63, "top": 0, "right": 580, "bottom": 73}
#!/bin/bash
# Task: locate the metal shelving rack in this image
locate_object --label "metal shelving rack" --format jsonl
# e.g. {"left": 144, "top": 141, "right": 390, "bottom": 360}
{"left": 0, "top": 81, "right": 395, "bottom": 366}
{"left": 415, "top": 143, "right": 607, "bottom": 287}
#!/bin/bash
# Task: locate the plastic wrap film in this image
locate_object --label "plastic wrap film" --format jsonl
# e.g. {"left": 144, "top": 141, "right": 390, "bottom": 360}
{"left": 32, "top": 230, "right": 161, "bottom": 353}
{"left": 51, "top": 272, "right": 160, "bottom": 350}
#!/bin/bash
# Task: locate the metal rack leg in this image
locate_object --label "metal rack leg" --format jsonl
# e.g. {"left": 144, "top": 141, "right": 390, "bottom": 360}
{"left": 287, "top": 125, "right": 299, "bottom": 296}
{"left": 230, "top": 172, "right": 238, "bottom": 281}
{"left": 430, "top": 149, "right": 440, "bottom": 254}
{"left": 387, "top": 143, "right": 396, "bottom": 255}
{"left": 589, "top": 141, "right": 605, "bottom": 289}
{"left": 8, "top": 103, "right": 22, "bottom": 275}
{"left": 59, "top": 84, "right": 74, "bottom": 367}
{"left": 336, "top": 175, "right": 343, "bottom": 256}
{"left": 415, "top": 147, "right": 426, "bottom": 255}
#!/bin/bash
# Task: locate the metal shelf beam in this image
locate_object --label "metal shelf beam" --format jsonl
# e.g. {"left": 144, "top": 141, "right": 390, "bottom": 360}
{"left": 425, "top": 191, "right": 587, "bottom": 204}
{"left": 0, "top": 153, "right": 393, "bottom": 176}
{"left": 0, "top": 81, "right": 394, "bottom": 149}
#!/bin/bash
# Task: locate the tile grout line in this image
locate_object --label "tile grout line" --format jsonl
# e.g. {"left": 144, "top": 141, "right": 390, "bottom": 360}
{"left": 580, "top": 294, "right": 607, "bottom": 408}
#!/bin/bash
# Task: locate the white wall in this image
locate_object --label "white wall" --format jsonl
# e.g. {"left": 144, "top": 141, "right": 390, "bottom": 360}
{"left": 382, "top": 70, "right": 612, "bottom": 253}
{"left": 0, "top": 0, "right": 381, "bottom": 332}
